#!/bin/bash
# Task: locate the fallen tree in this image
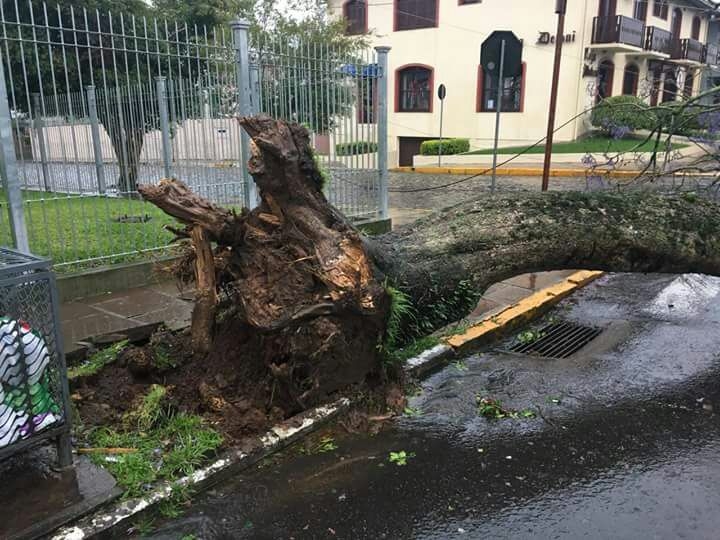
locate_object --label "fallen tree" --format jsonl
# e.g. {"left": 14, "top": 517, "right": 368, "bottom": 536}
{"left": 138, "top": 116, "right": 720, "bottom": 412}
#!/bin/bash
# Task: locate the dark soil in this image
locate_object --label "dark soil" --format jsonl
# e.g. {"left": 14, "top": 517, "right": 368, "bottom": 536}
{"left": 71, "top": 326, "right": 399, "bottom": 443}
{"left": 72, "top": 327, "right": 280, "bottom": 442}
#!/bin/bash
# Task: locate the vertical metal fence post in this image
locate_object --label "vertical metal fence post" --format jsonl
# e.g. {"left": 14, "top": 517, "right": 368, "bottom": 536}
{"left": 0, "top": 60, "right": 29, "bottom": 252}
{"left": 156, "top": 76, "right": 173, "bottom": 179}
{"left": 375, "top": 46, "right": 391, "bottom": 220}
{"left": 86, "top": 86, "right": 107, "bottom": 194}
{"left": 231, "top": 19, "right": 258, "bottom": 209}
{"left": 32, "top": 94, "right": 51, "bottom": 192}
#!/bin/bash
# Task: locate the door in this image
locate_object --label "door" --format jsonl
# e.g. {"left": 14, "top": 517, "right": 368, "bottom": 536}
{"left": 671, "top": 8, "right": 682, "bottom": 39}
{"left": 398, "top": 137, "right": 432, "bottom": 167}
{"left": 597, "top": 0, "right": 617, "bottom": 42}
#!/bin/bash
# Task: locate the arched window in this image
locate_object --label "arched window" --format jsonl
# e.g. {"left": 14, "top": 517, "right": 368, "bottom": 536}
{"left": 395, "top": 0, "right": 438, "bottom": 31}
{"left": 622, "top": 63, "right": 639, "bottom": 96}
{"left": 477, "top": 63, "right": 526, "bottom": 113}
{"left": 396, "top": 65, "right": 433, "bottom": 112}
{"left": 343, "top": 1, "right": 367, "bottom": 35}
{"left": 691, "top": 16, "right": 701, "bottom": 41}
{"left": 596, "top": 60, "right": 614, "bottom": 103}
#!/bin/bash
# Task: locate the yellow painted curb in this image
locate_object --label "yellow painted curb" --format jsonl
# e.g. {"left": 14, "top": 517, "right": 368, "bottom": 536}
{"left": 391, "top": 166, "right": 641, "bottom": 178}
{"left": 445, "top": 270, "right": 605, "bottom": 353}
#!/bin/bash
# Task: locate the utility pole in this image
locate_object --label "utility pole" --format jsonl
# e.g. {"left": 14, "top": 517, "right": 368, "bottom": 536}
{"left": 541, "top": 0, "right": 567, "bottom": 192}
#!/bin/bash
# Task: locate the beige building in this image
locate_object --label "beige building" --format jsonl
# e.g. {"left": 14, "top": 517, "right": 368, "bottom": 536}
{"left": 329, "top": 0, "right": 720, "bottom": 166}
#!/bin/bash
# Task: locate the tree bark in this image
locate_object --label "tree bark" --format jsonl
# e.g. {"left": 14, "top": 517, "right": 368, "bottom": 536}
{"left": 139, "top": 115, "right": 720, "bottom": 408}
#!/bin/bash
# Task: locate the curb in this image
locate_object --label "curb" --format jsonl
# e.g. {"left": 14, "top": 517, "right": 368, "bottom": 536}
{"left": 391, "top": 166, "right": 715, "bottom": 179}
{"left": 51, "top": 398, "right": 350, "bottom": 540}
{"left": 405, "top": 270, "right": 605, "bottom": 377}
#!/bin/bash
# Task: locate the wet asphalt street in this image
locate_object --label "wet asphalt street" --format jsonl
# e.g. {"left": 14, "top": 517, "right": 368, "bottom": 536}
{"left": 146, "top": 273, "right": 720, "bottom": 540}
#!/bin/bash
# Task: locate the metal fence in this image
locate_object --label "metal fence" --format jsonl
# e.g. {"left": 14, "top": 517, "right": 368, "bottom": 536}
{"left": 0, "top": 3, "right": 389, "bottom": 271}
{"left": 0, "top": 247, "right": 72, "bottom": 466}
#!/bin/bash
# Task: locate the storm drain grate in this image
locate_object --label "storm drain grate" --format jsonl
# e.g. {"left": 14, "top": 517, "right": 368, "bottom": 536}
{"left": 508, "top": 322, "right": 602, "bottom": 359}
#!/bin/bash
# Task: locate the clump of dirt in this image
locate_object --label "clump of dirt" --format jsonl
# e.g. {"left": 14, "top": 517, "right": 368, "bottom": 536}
{"left": 72, "top": 325, "right": 282, "bottom": 442}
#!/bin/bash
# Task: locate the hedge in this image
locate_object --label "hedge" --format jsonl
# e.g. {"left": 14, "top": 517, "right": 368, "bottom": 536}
{"left": 655, "top": 102, "right": 703, "bottom": 136}
{"left": 591, "top": 96, "right": 657, "bottom": 136}
{"left": 335, "top": 141, "right": 378, "bottom": 156}
{"left": 420, "top": 138, "right": 470, "bottom": 155}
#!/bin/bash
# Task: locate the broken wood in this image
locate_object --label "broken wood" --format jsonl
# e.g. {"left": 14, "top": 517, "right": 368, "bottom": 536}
{"left": 139, "top": 115, "right": 720, "bottom": 411}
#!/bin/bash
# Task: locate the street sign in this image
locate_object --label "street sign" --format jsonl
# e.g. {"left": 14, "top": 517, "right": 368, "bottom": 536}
{"left": 438, "top": 84, "right": 446, "bottom": 101}
{"left": 481, "top": 31, "right": 523, "bottom": 77}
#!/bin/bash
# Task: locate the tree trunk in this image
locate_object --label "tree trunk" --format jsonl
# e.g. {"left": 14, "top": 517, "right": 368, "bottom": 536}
{"left": 100, "top": 107, "right": 145, "bottom": 195}
{"left": 139, "top": 116, "right": 720, "bottom": 409}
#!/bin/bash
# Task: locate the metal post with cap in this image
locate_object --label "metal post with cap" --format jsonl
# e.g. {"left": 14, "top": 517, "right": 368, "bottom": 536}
{"left": 541, "top": 0, "right": 568, "bottom": 192}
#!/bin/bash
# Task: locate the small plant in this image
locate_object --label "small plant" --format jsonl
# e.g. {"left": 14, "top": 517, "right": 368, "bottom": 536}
{"left": 152, "top": 344, "right": 178, "bottom": 372}
{"left": 68, "top": 340, "right": 128, "bottom": 379}
{"left": 403, "top": 406, "right": 422, "bottom": 417}
{"left": 131, "top": 516, "right": 156, "bottom": 536}
{"left": 157, "top": 485, "right": 193, "bottom": 519}
{"left": 453, "top": 360, "right": 468, "bottom": 372}
{"left": 517, "top": 329, "right": 545, "bottom": 345}
{"left": 389, "top": 450, "right": 415, "bottom": 466}
{"left": 123, "top": 385, "right": 169, "bottom": 432}
{"left": 379, "top": 282, "right": 417, "bottom": 361}
{"left": 477, "top": 396, "right": 537, "bottom": 420}
{"left": 315, "top": 436, "right": 338, "bottom": 453}
{"left": 180, "top": 535, "right": 197, "bottom": 540}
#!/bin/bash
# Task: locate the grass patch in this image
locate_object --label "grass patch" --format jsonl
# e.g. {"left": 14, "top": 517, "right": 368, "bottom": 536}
{"left": 68, "top": 340, "right": 128, "bottom": 380}
{"left": 0, "top": 190, "right": 177, "bottom": 271}
{"left": 87, "top": 387, "right": 223, "bottom": 499}
{"left": 465, "top": 135, "right": 687, "bottom": 155}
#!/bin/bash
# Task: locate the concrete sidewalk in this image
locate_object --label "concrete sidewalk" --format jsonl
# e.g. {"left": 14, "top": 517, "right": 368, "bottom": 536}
{"left": 60, "top": 281, "right": 193, "bottom": 355}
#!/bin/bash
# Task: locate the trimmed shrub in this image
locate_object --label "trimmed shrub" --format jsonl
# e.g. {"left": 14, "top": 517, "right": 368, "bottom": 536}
{"left": 335, "top": 141, "right": 378, "bottom": 156}
{"left": 420, "top": 138, "right": 470, "bottom": 156}
{"left": 591, "top": 96, "right": 657, "bottom": 136}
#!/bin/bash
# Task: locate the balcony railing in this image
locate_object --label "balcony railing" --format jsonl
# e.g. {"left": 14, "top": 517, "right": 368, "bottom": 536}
{"left": 644, "top": 26, "right": 673, "bottom": 55}
{"left": 705, "top": 43, "right": 719, "bottom": 66}
{"left": 592, "top": 15, "right": 645, "bottom": 48}
{"left": 671, "top": 37, "right": 704, "bottom": 63}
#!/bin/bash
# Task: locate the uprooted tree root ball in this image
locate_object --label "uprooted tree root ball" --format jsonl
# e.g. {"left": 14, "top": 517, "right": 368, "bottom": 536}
{"left": 138, "top": 116, "right": 392, "bottom": 417}
{"left": 124, "top": 115, "right": 720, "bottom": 437}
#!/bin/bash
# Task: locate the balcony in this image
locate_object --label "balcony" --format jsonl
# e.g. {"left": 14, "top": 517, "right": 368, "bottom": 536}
{"left": 644, "top": 26, "right": 672, "bottom": 58}
{"left": 671, "top": 38, "right": 704, "bottom": 65}
{"left": 705, "top": 43, "right": 719, "bottom": 67}
{"left": 590, "top": 15, "right": 645, "bottom": 52}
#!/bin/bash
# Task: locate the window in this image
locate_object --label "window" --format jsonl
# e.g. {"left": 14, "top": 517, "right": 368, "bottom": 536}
{"left": 633, "top": 0, "right": 648, "bottom": 21}
{"left": 358, "top": 78, "right": 377, "bottom": 123}
{"left": 596, "top": 60, "right": 614, "bottom": 103}
{"left": 477, "top": 63, "right": 526, "bottom": 113}
{"left": 691, "top": 16, "right": 701, "bottom": 41}
{"left": 653, "top": 0, "right": 668, "bottom": 20}
{"left": 343, "top": 1, "right": 367, "bottom": 35}
{"left": 622, "top": 63, "right": 639, "bottom": 96}
{"left": 395, "top": 0, "right": 437, "bottom": 31}
{"left": 396, "top": 65, "right": 433, "bottom": 112}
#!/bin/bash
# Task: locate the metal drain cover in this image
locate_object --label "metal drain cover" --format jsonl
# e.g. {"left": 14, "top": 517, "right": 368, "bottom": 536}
{"left": 508, "top": 322, "right": 602, "bottom": 359}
